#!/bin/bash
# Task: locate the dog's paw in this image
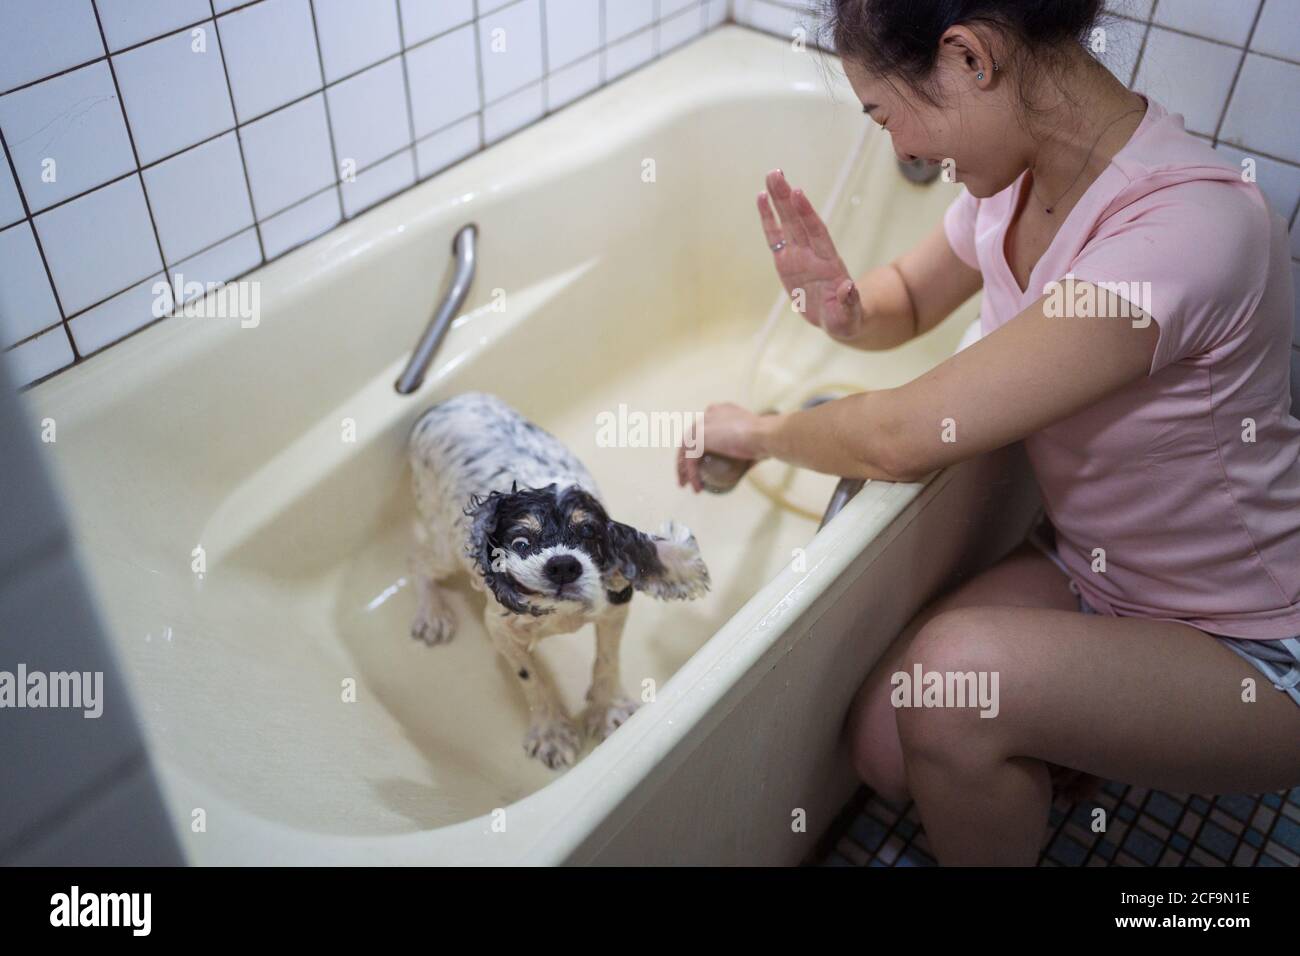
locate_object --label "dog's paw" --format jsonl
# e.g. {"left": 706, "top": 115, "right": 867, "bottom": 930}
{"left": 523, "top": 718, "right": 582, "bottom": 770}
{"left": 411, "top": 602, "right": 456, "bottom": 646}
{"left": 583, "top": 696, "right": 639, "bottom": 742}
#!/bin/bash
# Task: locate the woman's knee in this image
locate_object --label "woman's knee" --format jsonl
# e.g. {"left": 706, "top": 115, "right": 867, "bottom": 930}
{"left": 845, "top": 670, "right": 911, "bottom": 804}
{"left": 894, "top": 608, "right": 1012, "bottom": 768}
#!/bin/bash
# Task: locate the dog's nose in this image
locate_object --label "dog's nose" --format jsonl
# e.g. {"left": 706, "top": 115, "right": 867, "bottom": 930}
{"left": 543, "top": 555, "right": 582, "bottom": 585}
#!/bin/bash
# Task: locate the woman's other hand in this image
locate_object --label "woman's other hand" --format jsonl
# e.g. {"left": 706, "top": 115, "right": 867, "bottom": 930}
{"left": 676, "top": 402, "right": 772, "bottom": 492}
{"left": 758, "top": 169, "right": 865, "bottom": 341}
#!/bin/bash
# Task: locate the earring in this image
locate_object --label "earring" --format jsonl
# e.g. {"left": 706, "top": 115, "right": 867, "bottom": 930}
{"left": 977, "top": 71, "right": 985, "bottom": 80}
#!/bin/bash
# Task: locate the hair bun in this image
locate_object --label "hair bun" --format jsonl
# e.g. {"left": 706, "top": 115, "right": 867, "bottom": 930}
{"left": 821, "top": 0, "right": 1108, "bottom": 103}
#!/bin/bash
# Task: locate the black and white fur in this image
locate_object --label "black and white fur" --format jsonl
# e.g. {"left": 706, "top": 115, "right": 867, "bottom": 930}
{"left": 407, "top": 391, "right": 710, "bottom": 769}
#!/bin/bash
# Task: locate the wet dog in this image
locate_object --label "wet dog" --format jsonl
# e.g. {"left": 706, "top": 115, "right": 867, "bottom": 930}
{"left": 407, "top": 392, "right": 710, "bottom": 769}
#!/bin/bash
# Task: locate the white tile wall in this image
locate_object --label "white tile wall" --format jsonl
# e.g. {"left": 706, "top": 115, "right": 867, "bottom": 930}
{"left": 0, "top": 0, "right": 723, "bottom": 387}
{"left": 1251, "top": 0, "right": 1300, "bottom": 62}
{"left": 0, "top": 224, "right": 61, "bottom": 347}
{"left": 239, "top": 93, "right": 336, "bottom": 218}
{"left": 313, "top": 0, "right": 402, "bottom": 83}
{"left": 0, "top": 62, "right": 137, "bottom": 212}
{"left": 478, "top": 0, "right": 545, "bottom": 103}
{"left": 607, "top": 0, "right": 656, "bottom": 41}
{"left": 1132, "top": 28, "right": 1239, "bottom": 136}
{"left": 547, "top": 0, "right": 602, "bottom": 69}
{"left": 547, "top": 52, "right": 602, "bottom": 110}
{"left": 259, "top": 189, "right": 341, "bottom": 259}
{"left": 407, "top": 25, "right": 481, "bottom": 138}
{"left": 34, "top": 175, "right": 162, "bottom": 316}
{"left": 0, "top": 0, "right": 104, "bottom": 92}
{"left": 341, "top": 148, "right": 416, "bottom": 216}
{"left": 0, "top": 153, "right": 23, "bottom": 228}
{"left": 97, "top": 0, "right": 213, "bottom": 51}
{"left": 216, "top": 0, "right": 323, "bottom": 123}
{"left": 1220, "top": 54, "right": 1300, "bottom": 163}
{"left": 141, "top": 132, "right": 255, "bottom": 262}
{"left": 399, "top": 0, "right": 475, "bottom": 46}
{"left": 415, "top": 115, "right": 480, "bottom": 179}
{"left": 1153, "top": 0, "right": 1260, "bottom": 48}
{"left": 112, "top": 22, "right": 237, "bottom": 165}
{"left": 606, "top": 27, "right": 656, "bottom": 80}
{"left": 326, "top": 58, "right": 411, "bottom": 170}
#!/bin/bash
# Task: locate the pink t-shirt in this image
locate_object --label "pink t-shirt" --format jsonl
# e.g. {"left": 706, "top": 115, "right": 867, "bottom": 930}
{"left": 943, "top": 97, "right": 1300, "bottom": 639}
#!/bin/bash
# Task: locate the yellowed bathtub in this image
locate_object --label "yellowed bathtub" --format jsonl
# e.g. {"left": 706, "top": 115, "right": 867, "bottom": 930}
{"left": 26, "top": 25, "right": 1039, "bottom": 864}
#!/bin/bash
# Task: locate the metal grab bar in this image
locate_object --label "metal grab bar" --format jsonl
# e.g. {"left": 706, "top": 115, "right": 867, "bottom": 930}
{"left": 395, "top": 223, "right": 478, "bottom": 395}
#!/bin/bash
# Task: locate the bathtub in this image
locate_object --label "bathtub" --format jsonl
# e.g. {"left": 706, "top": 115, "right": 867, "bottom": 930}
{"left": 25, "top": 25, "right": 1040, "bottom": 865}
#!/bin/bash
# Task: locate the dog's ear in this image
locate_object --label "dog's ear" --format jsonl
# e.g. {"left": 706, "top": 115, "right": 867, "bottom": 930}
{"left": 464, "top": 491, "right": 546, "bottom": 616}
{"left": 607, "top": 519, "right": 710, "bottom": 601}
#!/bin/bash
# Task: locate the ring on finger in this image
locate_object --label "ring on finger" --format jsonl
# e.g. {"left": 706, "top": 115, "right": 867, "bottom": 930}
{"left": 770, "top": 239, "right": 786, "bottom": 252}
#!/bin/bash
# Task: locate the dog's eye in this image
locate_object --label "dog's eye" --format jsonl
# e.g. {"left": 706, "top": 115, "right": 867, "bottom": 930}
{"left": 576, "top": 523, "right": 596, "bottom": 538}
{"left": 510, "top": 536, "right": 530, "bottom": 554}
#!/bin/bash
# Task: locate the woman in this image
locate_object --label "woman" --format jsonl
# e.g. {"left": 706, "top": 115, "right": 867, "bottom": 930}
{"left": 677, "top": 0, "right": 1300, "bottom": 865}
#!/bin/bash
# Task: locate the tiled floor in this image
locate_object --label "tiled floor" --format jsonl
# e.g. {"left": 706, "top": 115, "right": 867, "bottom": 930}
{"left": 817, "top": 783, "right": 1300, "bottom": 867}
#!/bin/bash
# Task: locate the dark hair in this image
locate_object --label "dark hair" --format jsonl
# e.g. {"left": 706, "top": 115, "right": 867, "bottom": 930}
{"left": 819, "top": 0, "right": 1105, "bottom": 107}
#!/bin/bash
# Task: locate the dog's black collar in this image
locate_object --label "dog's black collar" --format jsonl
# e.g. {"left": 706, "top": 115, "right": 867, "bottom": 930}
{"left": 606, "top": 584, "right": 634, "bottom": 605}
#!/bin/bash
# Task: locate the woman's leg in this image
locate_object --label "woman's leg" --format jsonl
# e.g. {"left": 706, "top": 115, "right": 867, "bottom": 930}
{"left": 845, "top": 541, "right": 1080, "bottom": 803}
{"left": 898, "top": 608, "right": 1300, "bottom": 864}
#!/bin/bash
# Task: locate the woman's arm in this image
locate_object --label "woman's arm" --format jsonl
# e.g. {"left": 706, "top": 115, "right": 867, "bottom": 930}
{"left": 832, "top": 219, "right": 984, "bottom": 350}
{"left": 752, "top": 284, "right": 1160, "bottom": 481}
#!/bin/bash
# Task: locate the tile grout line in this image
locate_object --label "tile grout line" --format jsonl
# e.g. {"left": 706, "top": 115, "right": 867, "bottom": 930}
{"left": 1128, "top": 3, "right": 1154, "bottom": 88}
{"left": 1222, "top": 797, "right": 1261, "bottom": 865}
{"left": 0, "top": 124, "right": 74, "bottom": 362}
{"left": 1161, "top": 791, "right": 1199, "bottom": 865}
{"left": 304, "top": 0, "right": 346, "bottom": 223}
{"left": 393, "top": 0, "right": 421, "bottom": 181}
{"left": 77, "top": 1, "right": 168, "bottom": 360}
{"left": 472, "top": 0, "right": 488, "bottom": 154}
{"left": 599, "top": 0, "right": 608, "bottom": 85}
{"left": 539, "top": 0, "right": 552, "bottom": 114}
{"left": 1211, "top": 0, "right": 1266, "bottom": 145}
{"left": 1255, "top": 792, "right": 1289, "bottom": 865}
{"left": 1182, "top": 795, "right": 1223, "bottom": 865}
{"left": 209, "top": 1, "right": 268, "bottom": 266}
{"left": 0, "top": 1, "right": 271, "bottom": 100}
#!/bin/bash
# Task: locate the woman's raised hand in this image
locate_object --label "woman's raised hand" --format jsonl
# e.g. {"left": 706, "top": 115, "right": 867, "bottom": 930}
{"left": 758, "top": 169, "right": 864, "bottom": 340}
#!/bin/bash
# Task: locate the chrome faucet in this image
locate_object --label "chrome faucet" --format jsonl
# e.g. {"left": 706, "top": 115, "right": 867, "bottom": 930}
{"left": 395, "top": 223, "right": 478, "bottom": 395}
